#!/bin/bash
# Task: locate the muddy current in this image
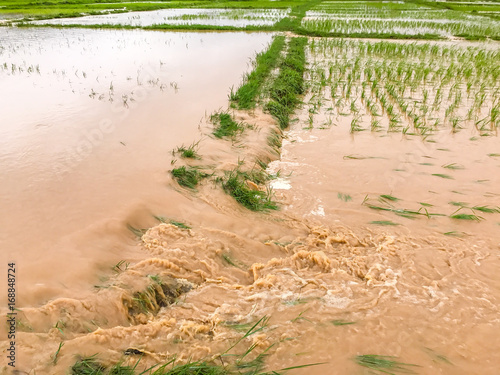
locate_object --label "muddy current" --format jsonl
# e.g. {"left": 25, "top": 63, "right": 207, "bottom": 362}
{"left": 1, "top": 30, "right": 500, "bottom": 374}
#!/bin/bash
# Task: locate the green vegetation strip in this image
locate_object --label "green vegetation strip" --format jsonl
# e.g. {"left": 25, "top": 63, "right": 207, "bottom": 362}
{"left": 231, "top": 35, "right": 285, "bottom": 109}
{"left": 266, "top": 37, "right": 308, "bottom": 129}
{"left": 221, "top": 168, "right": 278, "bottom": 211}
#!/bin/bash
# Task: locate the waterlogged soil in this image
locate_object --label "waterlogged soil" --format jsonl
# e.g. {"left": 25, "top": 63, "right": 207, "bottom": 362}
{"left": 32, "top": 8, "right": 289, "bottom": 27}
{"left": 1, "top": 34, "right": 500, "bottom": 375}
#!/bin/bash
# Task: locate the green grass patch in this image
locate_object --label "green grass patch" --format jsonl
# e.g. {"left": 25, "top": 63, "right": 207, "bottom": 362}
{"left": 355, "top": 354, "right": 419, "bottom": 374}
{"left": 231, "top": 35, "right": 286, "bottom": 109}
{"left": 432, "top": 173, "right": 454, "bottom": 179}
{"left": 211, "top": 112, "right": 245, "bottom": 139}
{"left": 71, "top": 355, "right": 105, "bottom": 375}
{"left": 174, "top": 142, "right": 200, "bottom": 160}
{"left": 221, "top": 168, "right": 277, "bottom": 211}
{"left": 171, "top": 166, "right": 209, "bottom": 189}
{"left": 266, "top": 37, "right": 308, "bottom": 129}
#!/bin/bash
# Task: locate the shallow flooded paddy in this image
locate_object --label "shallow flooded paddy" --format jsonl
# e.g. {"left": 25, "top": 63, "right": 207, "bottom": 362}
{"left": 32, "top": 8, "right": 290, "bottom": 27}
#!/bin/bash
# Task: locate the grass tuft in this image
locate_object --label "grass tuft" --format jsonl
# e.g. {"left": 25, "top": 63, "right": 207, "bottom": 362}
{"left": 355, "top": 354, "right": 419, "bottom": 374}
{"left": 71, "top": 355, "right": 105, "bottom": 375}
{"left": 211, "top": 112, "right": 245, "bottom": 139}
{"left": 266, "top": 37, "right": 308, "bottom": 129}
{"left": 171, "top": 166, "right": 209, "bottom": 190}
{"left": 221, "top": 169, "right": 277, "bottom": 211}
{"left": 231, "top": 35, "right": 286, "bottom": 109}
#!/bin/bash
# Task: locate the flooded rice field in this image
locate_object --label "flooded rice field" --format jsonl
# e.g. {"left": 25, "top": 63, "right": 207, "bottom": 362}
{"left": 32, "top": 9, "right": 289, "bottom": 27}
{"left": 0, "top": 27, "right": 274, "bottom": 306}
{"left": 0, "top": 26, "right": 499, "bottom": 375}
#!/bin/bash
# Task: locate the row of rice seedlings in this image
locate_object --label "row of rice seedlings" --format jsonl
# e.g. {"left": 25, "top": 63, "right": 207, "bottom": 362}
{"left": 266, "top": 37, "right": 308, "bottom": 129}
{"left": 300, "top": 2, "right": 500, "bottom": 40}
{"left": 308, "top": 38, "right": 499, "bottom": 135}
{"left": 230, "top": 35, "right": 286, "bottom": 109}
{"left": 363, "top": 195, "right": 500, "bottom": 222}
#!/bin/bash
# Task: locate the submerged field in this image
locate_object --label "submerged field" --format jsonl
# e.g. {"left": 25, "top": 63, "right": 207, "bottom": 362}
{"left": 1, "top": 0, "right": 500, "bottom": 374}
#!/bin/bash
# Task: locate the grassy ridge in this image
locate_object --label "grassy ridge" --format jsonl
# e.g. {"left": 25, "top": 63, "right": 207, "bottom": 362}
{"left": 266, "top": 37, "right": 307, "bottom": 129}
{"left": 230, "top": 35, "right": 286, "bottom": 109}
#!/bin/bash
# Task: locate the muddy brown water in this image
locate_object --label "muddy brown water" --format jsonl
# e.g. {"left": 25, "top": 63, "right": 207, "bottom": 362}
{"left": 1, "top": 31, "right": 500, "bottom": 374}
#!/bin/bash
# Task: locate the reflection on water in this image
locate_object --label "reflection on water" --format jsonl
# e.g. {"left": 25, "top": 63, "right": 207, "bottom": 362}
{"left": 33, "top": 8, "right": 289, "bottom": 27}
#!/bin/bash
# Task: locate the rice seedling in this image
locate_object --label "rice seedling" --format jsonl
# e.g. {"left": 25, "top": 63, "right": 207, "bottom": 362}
{"left": 450, "top": 213, "right": 483, "bottom": 221}
{"left": 127, "top": 224, "right": 147, "bottom": 239}
{"left": 423, "top": 347, "right": 453, "bottom": 365}
{"left": 432, "top": 173, "right": 454, "bottom": 179}
{"left": 52, "top": 342, "right": 64, "bottom": 365}
{"left": 221, "top": 168, "right": 277, "bottom": 211}
{"left": 71, "top": 355, "right": 105, "bottom": 375}
{"left": 370, "top": 220, "right": 400, "bottom": 226}
{"left": 331, "top": 320, "right": 355, "bottom": 326}
{"left": 337, "top": 193, "right": 352, "bottom": 202}
{"left": 442, "top": 163, "right": 464, "bottom": 170}
{"left": 211, "top": 112, "right": 246, "bottom": 139}
{"left": 171, "top": 166, "right": 209, "bottom": 190}
{"left": 112, "top": 260, "right": 130, "bottom": 273}
{"left": 471, "top": 206, "right": 500, "bottom": 214}
{"left": 291, "top": 309, "right": 312, "bottom": 323}
{"left": 153, "top": 216, "right": 191, "bottom": 230}
{"left": 231, "top": 35, "right": 285, "bottom": 109}
{"left": 174, "top": 142, "right": 201, "bottom": 160}
{"left": 266, "top": 37, "right": 308, "bottom": 129}
{"left": 380, "top": 194, "right": 399, "bottom": 202}
{"left": 354, "top": 354, "right": 419, "bottom": 374}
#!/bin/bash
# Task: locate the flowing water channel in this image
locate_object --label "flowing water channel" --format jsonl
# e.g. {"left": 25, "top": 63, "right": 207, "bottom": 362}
{"left": 0, "top": 27, "right": 499, "bottom": 375}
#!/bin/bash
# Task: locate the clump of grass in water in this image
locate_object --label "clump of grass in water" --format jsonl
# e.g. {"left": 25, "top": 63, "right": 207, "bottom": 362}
{"left": 71, "top": 355, "right": 105, "bottom": 375}
{"left": 355, "top": 354, "right": 419, "bottom": 374}
{"left": 171, "top": 166, "right": 209, "bottom": 189}
{"left": 266, "top": 37, "right": 308, "bottom": 129}
{"left": 231, "top": 35, "right": 286, "bottom": 109}
{"left": 211, "top": 112, "right": 245, "bottom": 139}
{"left": 221, "top": 169, "right": 277, "bottom": 211}
{"left": 174, "top": 142, "right": 200, "bottom": 160}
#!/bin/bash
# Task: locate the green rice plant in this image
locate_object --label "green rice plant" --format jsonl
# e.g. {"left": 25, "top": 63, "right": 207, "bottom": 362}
{"left": 231, "top": 36, "right": 286, "bottom": 109}
{"left": 171, "top": 166, "right": 209, "bottom": 190}
{"left": 211, "top": 112, "right": 245, "bottom": 139}
{"left": 71, "top": 355, "right": 105, "bottom": 375}
{"left": 338, "top": 193, "right": 352, "bottom": 202}
{"left": 221, "top": 169, "right": 277, "bottom": 211}
{"left": 112, "top": 260, "right": 130, "bottom": 273}
{"left": 442, "top": 163, "right": 464, "bottom": 170}
{"left": 52, "top": 342, "right": 64, "bottom": 365}
{"left": 370, "top": 221, "right": 400, "bottom": 226}
{"left": 127, "top": 224, "right": 147, "bottom": 239}
{"left": 174, "top": 142, "right": 200, "bottom": 160}
{"left": 432, "top": 173, "right": 454, "bottom": 179}
{"left": 331, "top": 320, "right": 355, "bottom": 326}
{"left": 472, "top": 206, "right": 500, "bottom": 214}
{"left": 354, "top": 354, "right": 419, "bottom": 374}
{"left": 380, "top": 194, "right": 399, "bottom": 202}
{"left": 153, "top": 216, "right": 191, "bottom": 230}
{"left": 444, "top": 231, "right": 466, "bottom": 237}
{"left": 450, "top": 213, "right": 483, "bottom": 221}
{"left": 266, "top": 37, "right": 307, "bottom": 129}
